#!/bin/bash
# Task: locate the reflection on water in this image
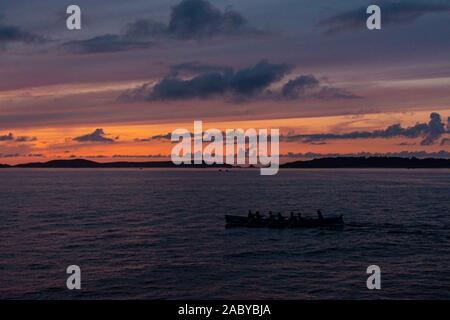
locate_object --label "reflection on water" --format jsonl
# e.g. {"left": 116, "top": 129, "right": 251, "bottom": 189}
{"left": 0, "top": 168, "right": 449, "bottom": 299}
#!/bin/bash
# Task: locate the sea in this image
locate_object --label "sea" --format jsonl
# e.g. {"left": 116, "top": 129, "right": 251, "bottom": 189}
{"left": 0, "top": 168, "right": 449, "bottom": 299}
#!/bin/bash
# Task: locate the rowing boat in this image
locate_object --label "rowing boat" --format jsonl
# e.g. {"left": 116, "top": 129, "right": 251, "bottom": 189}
{"left": 225, "top": 214, "right": 344, "bottom": 229}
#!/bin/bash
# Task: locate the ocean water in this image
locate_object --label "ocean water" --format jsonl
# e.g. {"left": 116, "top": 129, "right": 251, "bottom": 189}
{"left": 0, "top": 168, "right": 449, "bottom": 300}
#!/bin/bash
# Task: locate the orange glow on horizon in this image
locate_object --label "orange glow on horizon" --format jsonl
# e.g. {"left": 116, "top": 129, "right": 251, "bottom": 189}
{"left": 1, "top": 109, "right": 449, "bottom": 165}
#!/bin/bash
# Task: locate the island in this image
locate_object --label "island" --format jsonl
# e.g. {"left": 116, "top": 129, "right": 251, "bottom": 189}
{"left": 1, "top": 157, "right": 450, "bottom": 169}
{"left": 280, "top": 157, "right": 450, "bottom": 168}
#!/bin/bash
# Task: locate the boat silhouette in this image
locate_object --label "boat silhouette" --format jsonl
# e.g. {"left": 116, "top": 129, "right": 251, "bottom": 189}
{"left": 225, "top": 214, "right": 344, "bottom": 229}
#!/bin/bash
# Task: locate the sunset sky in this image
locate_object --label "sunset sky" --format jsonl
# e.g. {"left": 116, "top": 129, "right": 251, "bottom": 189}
{"left": 0, "top": 0, "right": 449, "bottom": 164}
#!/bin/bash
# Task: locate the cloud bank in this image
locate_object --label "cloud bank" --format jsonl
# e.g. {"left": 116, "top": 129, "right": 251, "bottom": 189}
{"left": 120, "top": 60, "right": 359, "bottom": 102}
{"left": 282, "top": 112, "right": 449, "bottom": 146}
{"left": 282, "top": 150, "right": 450, "bottom": 159}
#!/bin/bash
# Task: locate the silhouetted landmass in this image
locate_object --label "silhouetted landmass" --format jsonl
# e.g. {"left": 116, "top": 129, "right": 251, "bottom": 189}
{"left": 2, "top": 157, "right": 450, "bottom": 169}
{"left": 280, "top": 157, "right": 450, "bottom": 168}
{"left": 11, "top": 159, "right": 232, "bottom": 168}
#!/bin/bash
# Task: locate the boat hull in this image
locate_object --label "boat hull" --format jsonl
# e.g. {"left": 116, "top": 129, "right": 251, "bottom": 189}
{"left": 225, "top": 215, "right": 344, "bottom": 229}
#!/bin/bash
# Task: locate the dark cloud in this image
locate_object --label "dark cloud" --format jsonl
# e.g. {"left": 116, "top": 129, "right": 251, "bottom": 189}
{"left": 0, "top": 133, "right": 14, "bottom": 141}
{"left": 73, "top": 129, "right": 115, "bottom": 143}
{"left": 0, "top": 133, "right": 37, "bottom": 142}
{"left": 282, "top": 113, "right": 448, "bottom": 145}
{"left": 122, "top": 62, "right": 359, "bottom": 102}
{"left": 121, "top": 60, "right": 292, "bottom": 101}
{"left": 151, "top": 72, "right": 232, "bottom": 100}
{"left": 281, "top": 75, "right": 361, "bottom": 100}
{"left": 123, "top": 0, "right": 257, "bottom": 40}
{"left": 134, "top": 133, "right": 173, "bottom": 142}
{"left": 62, "top": 0, "right": 262, "bottom": 54}
{"left": 420, "top": 112, "right": 446, "bottom": 145}
{"left": 282, "top": 75, "right": 320, "bottom": 98}
{"left": 14, "top": 136, "right": 37, "bottom": 142}
{"left": 230, "top": 61, "right": 291, "bottom": 96}
{"left": 0, "top": 23, "right": 44, "bottom": 47}
{"left": 319, "top": 1, "right": 450, "bottom": 35}
{"left": 168, "top": 0, "right": 253, "bottom": 39}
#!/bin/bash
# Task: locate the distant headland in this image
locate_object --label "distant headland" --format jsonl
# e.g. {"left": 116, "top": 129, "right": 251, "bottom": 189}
{"left": 1, "top": 157, "right": 450, "bottom": 169}
{"left": 0, "top": 159, "right": 232, "bottom": 168}
{"left": 280, "top": 157, "right": 450, "bottom": 168}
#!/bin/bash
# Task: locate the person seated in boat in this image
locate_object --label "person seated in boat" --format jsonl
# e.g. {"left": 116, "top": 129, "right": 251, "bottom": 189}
{"left": 248, "top": 210, "right": 254, "bottom": 220}
{"left": 277, "top": 212, "right": 285, "bottom": 221}
{"left": 255, "top": 211, "right": 262, "bottom": 220}
{"left": 297, "top": 212, "right": 303, "bottom": 221}
{"left": 317, "top": 210, "right": 324, "bottom": 220}
{"left": 289, "top": 212, "right": 296, "bottom": 221}
{"left": 268, "top": 211, "right": 274, "bottom": 220}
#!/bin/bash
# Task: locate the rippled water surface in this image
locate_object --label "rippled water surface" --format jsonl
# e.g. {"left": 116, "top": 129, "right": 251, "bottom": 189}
{"left": 1, "top": 168, "right": 449, "bottom": 299}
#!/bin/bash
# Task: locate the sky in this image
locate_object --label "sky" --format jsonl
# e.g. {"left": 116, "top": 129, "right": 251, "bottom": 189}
{"left": 0, "top": 0, "right": 449, "bottom": 164}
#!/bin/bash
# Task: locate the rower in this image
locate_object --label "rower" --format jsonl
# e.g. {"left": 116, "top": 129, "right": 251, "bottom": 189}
{"left": 277, "top": 212, "right": 284, "bottom": 221}
{"left": 268, "top": 211, "right": 274, "bottom": 220}
{"left": 248, "top": 210, "right": 254, "bottom": 219}
{"left": 317, "top": 210, "right": 324, "bottom": 220}
{"left": 255, "top": 211, "right": 262, "bottom": 220}
{"left": 289, "top": 212, "right": 295, "bottom": 221}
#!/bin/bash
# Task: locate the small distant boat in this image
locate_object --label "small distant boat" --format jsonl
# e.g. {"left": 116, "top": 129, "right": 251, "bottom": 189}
{"left": 225, "top": 214, "right": 344, "bottom": 229}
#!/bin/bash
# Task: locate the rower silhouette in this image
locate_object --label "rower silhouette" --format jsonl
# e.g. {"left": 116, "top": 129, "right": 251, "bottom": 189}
{"left": 317, "top": 210, "right": 324, "bottom": 220}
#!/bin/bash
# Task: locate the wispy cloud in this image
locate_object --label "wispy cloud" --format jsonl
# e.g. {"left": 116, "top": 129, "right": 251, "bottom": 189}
{"left": 318, "top": 1, "right": 450, "bottom": 35}
{"left": 281, "top": 74, "right": 361, "bottom": 100}
{"left": 62, "top": 34, "right": 154, "bottom": 54}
